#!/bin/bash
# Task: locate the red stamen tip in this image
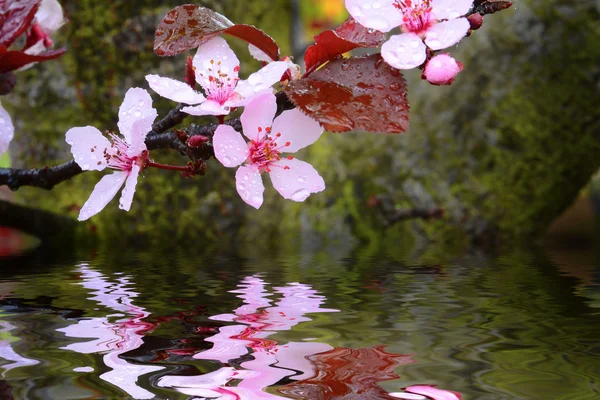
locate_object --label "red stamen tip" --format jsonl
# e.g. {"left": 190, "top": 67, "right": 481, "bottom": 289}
{"left": 285, "top": 141, "right": 291, "bottom": 147}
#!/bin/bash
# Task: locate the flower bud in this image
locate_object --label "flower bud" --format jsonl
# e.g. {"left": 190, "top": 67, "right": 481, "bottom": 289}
{"left": 422, "top": 54, "right": 464, "bottom": 86}
{"left": 186, "top": 135, "right": 209, "bottom": 148}
{"left": 467, "top": 13, "right": 484, "bottom": 30}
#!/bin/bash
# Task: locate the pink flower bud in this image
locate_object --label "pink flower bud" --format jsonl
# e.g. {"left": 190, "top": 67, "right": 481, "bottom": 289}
{"left": 186, "top": 135, "right": 209, "bottom": 148}
{"left": 422, "top": 54, "right": 464, "bottom": 86}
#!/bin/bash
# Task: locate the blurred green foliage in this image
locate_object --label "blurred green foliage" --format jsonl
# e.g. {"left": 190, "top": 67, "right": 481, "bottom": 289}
{"left": 4, "top": 0, "right": 599, "bottom": 245}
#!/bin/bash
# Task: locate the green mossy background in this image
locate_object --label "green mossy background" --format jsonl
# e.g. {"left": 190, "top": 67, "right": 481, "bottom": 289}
{"left": 4, "top": 0, "right": 600, "bottom": 245}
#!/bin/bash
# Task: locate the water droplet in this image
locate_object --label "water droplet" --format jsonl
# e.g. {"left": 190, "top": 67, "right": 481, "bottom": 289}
{"left": 238, "top": 183, "right": 246, "bottom": 190}
{"left": 222, "top": 156, "right": 231, "bottom": 166}
{"left": 134, "top": 111, "right": 142, "bottom": 118}
{"left": 137, "top": 100, "right": 144, "bottom": 106}
{"left": 252, "top": 195, "right": 262, "bottom": 204}
{"left": 390, "top": 82, "right": 401, "bottom": 91}
{"left": 297, "top": 176, "right": 307, "bottom": 183}
{"left": 290, "top": 188, "right": 310, "bottom": 202}
{"left": 244, "top": 175, "right": 249, "bottom": 181}
{"left": 341, "top": 60, "right": 351, "bottom": 71}
{"left": 82, "top": 163, "right": 90, "bottom": 169}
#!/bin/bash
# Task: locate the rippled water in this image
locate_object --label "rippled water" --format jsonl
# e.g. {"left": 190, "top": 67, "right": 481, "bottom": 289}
{"left": 0, "top": 243, "right": 598, "bottom": 399}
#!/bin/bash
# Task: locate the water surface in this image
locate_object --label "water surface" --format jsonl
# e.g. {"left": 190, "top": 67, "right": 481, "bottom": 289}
{"left": 0, "top": 244, "right": 598, "bottom": 399}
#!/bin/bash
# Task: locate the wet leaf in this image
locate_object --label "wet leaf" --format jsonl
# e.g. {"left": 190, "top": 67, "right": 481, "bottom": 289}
{"left": 285, "top": 54, "right": 409, "bottom": 133}
{"left": 154, "top": 5, "right": 280, "bottom": 61}
{"left": 304, "top": 17, "right": 386, "bottom": 75}
{"left": 0, "top": 0, "right": 41, "bottom": 48}
{"left": 0, "top": 48, "right": 65, "bottom": 72}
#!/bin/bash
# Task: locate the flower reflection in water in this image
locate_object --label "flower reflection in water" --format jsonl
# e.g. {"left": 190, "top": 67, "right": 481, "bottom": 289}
{"left": 56, "top": 269, "right": 461, "bottom": 400}
{"left": 0, "top": 320, "right": 38, "bottom": 376}
{"left": 56, "top": 265, "right": 163, "bottom": 399}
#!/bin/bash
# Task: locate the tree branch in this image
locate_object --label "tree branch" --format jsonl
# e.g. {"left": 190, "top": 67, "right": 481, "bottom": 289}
{"left": 374, "top": 195, "right": 444, "bottom": 226}
{"left": 0, "top": 91, "right": 296, "bottom": 191}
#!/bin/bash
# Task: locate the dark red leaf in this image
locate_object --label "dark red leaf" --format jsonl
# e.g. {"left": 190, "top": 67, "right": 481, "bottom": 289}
{"left": 154, "top": 5, "right": 279, "bottom": 61}
{"left": 304, "top": 17, "right": 386, "bottom": 75}
{"left": 0, "top": 48, "right": 65, "bottom": 72}
{"left": 0, "top": 0, "right": 41, "bottom": 48}
{"left": 285, "top": 54, "right": 410, "bottom": 134}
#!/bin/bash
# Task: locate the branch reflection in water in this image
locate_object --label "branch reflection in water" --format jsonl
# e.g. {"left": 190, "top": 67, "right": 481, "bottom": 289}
{"left": 55, "top": 267, "right": 461, "bottom": 400}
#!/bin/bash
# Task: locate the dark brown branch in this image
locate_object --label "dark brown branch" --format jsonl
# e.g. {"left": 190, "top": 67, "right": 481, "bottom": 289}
{"left": 374, "top": 195, "right": 444, "bottom": 226}
{"left": 0, "top": 91, "right": 296, "bottom": 191}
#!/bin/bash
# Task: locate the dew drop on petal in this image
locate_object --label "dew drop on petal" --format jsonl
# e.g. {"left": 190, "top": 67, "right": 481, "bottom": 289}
{"left": 291, "top": 188, "right": 311, "bottom": 202}
{"left": 222, "top": 156, "right": 232, "bottom": 166}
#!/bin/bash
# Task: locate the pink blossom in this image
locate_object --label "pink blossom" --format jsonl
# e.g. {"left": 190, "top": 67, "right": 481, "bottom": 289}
{"left": 213, "top": 92, "right": 325, "bottom": 208}
{"left": 422, "top": 53, "right": 463, "bottom": 85}
{"left": 22, "top": 0, "right": 66, "bottom": 61}
{"left": 65, "top": 88, "right": 157, "bottom": 221}
{"left": 146, "top": 37, "right": 289, "bottom": 117}
{"left": 0, "top": 101, "right": 14, "bottom": 157}
{"left": 345, "top": 0, "right": 473, "bottom": 69}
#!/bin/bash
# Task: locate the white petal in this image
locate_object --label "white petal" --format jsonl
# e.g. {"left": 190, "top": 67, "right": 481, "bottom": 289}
{"left": 119, "top": 165, "right": 140, "bottom": 211}
{"left": 235, "top": 61, "right": 288, "bottom": 99}
{"left": 65, "top": 126, "right": 110, "bottom": 171}
{"left": 193, "top": 37, "right": 240, "bottom": 94}
{"left": 0, "top": 101, "right": 14, "bottom": 157}
{"left": 181, "top": 100, "right": 231, "bottom": 116}
{"left": 240, "top": 92, "right": 277, "bottom": 142}
{"left": 78, "top": 171, "right": 127, "bottom": 221}
{"left": 271, "top": 108, "right": 323, "bottom": 153}
{"left": 431, "top": 0, "right": 473, "bottom": 20}
{"left": 36, "top": 0, "right": 65, "bottom": 35}
{"left": 269, "top": 158, "right": 325, "bottom": 202}
{"left": 248, "top": 44, "right": 272, "bottom": 62}
{"left": 117, "top": 88, "right": 157, "bottom": 144}
{"left": 344, "top": 0, "right": 403, "bottom": 32}
{"left": 424, "top": 18, "right": 470, "bottom": 50}
{"left": 381, "top": 33, "right": 427, "bottom": 70}
{"left": 145, "top": 75, "right": 205, "bottom": 105}
{"left": 213, "top": 125, "right": 249, "bottom": 168}
{"left": 127, "top": 116, "right": 152, "bottom": 157}
{"left": 235, "top": 165, "right": 265, "bottom": 209}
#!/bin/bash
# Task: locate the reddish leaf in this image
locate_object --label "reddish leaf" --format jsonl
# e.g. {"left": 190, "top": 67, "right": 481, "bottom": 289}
{"left": 304, "top": 17, "right": 386, "bottom": 75}
{"left": 154, "top": 4, "right": 279, "bottom": 61}
{"left": 285, "top": 54, "right": 410, "bottom": 134}
{"left": 0, "top": 0, "right": 41, "bottom": 48}
{"left": 0, "top": 48, "right": 65, "bottom": 72}
{"left": 278, "top": 346, "right": 413, "bottom": 400}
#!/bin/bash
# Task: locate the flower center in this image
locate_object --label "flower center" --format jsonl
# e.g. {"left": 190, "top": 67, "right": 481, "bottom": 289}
{"left": 198, "top": 59, "right": 240, "bottom": 105}
{"left": 248, "top": 127, "right": 291, "bottom": 173}
{"left": 102, "top": 133, "right": 148, "bottom": 171}
{"left": 393, "top": 0, "right": 433, "bottom": 34}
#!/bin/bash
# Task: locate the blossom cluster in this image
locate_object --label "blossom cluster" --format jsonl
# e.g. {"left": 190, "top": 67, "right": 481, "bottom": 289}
{"left": 345, "top": 0, "right": 475, "bottom": 85}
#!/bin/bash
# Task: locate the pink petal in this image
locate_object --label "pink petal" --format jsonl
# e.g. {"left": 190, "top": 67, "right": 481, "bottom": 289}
{"left": 431, "top": 0, "right": 473, "bottom": 20}
{"left": 145, "top": 74, "right": 205, "bottom": 105}
{"left": 240, "top": 92, "right": 277, "bottom": 142}
{"left": 271, "top": 109, "right": 323, "bottom": 153}
{"left": 127, "top": 116, "right": 153, "bottom": 157}
{"left": 248, "top": 44, "right": 272, "bottom": 62}
{"left": 78, "top": 171, "right": 127, "bottom": 221}
{"left": 344, "top": 0, "right": 403, "bottom": 32}
{"left": 235, "top": 165, "right": 265, "bottom": 209}
{"left": 424, "top": 18, "right": 470, "bottom": 51}
{"left": 235, "top": 61, "right": 288, "bottom": 99}
{"left": 389, "top": 393, "right": 428, "bottom": 399}
{"left": 36, "top": 0, "right": 65, "bottom": 35}
{"left": 213, "top": 125, "right": 249, "bottom": 168}
{"left": 181, "top": 100, "right": 231, "bottom": 116}
{"left": 404, "top": 385, "right": 462, "bottom": 400}
{"left": 117, "top": 88, "right": 157, "bottom": 144}
{"left": 65, "top": 126, "right": 110, "bottom": 171}
{"left": 381, "top": 33, "right": 427, "bottom": 70}
{"left": 118, "top": 164, "right": 140, "bottom": 212}
{"left": 423, "top": 54, "right": 463, "bottom": 85}
{"left": 269, "top": 158, "right": 325, "bottom": 202}
{"left": 193, "top": 37, "right": 240, "bottom": 94}
{"left": 0, "top": 101, "right": 14, "bottom": 156}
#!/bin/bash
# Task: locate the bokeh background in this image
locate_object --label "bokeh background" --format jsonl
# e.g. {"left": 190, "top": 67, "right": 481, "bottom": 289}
{"left": 2, "top": 0, "right": 600, "bottom": 248}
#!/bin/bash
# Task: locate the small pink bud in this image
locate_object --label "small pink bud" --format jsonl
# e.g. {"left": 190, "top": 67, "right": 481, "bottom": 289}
{"left": 185, "top": 55, "right": 196, "bottom": 88}
{"left": 467, "top": 13, "right": 484, "bottom": 30}
{"left": 422, "top": 54, "right": 464, "bottom": 86}
{"left": 187, "top": 135, "right": 209, "bottom": 148}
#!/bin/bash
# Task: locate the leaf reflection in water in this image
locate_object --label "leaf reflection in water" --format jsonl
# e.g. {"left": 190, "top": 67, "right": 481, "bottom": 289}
{"left": 56, "top": 265, "right": 163, "bottom": 400}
